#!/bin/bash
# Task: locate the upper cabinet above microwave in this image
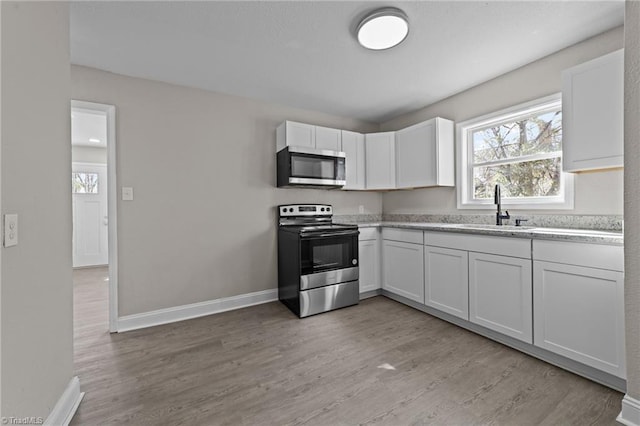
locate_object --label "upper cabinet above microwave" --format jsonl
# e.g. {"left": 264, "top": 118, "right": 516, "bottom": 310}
{"left": 562, "top": 49, "right": 624, "bottom": 172}
{"left": 276, "top": 121, "right": 342, "bottom": 152}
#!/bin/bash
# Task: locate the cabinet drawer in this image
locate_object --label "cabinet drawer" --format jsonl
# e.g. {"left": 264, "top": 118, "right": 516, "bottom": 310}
{"left": 358, "top": 227, "right": 379, "bottom": 241}
{"left": 425, "top": 231, "right": 531, "bottom": 259}
{"left": 533, "top": 240, "right": 623, "bottom": 272}
{"left": 382, "top": 228, "right": 423, "bottom": 244}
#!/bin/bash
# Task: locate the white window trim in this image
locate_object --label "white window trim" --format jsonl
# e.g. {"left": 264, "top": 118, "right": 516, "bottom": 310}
{"left": 456, "top": 93, "right": 574, "bottom": 210}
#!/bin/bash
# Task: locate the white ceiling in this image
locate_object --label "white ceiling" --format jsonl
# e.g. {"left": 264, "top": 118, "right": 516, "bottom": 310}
{"left": 70, "top": 1, "right": 624, "bottom": 123}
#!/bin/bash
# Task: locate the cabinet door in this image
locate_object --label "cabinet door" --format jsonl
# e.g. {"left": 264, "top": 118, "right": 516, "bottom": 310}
{"left": 283, "top": 121, "right": 315, "bottom": 150}
{"left": 315, "top": 126, "right": 341, "bottom": 151}
{"left": 562, "top": 49, "right": 623, "bottom": 172}
{"left": 382, "top": 240, "right": 423, "bottom": 303}
{"left": 365, "top": 132, "right": 396, "bottom": 190}
{"left": 424, "top": 246, "right": 469, "bottom": 320}
{"left": 469, "top": 253, "right": 532, "bottom": 343}
{"left": 359, "top": 238, "right": 380, "bottom": 293}
{"left": 396, "top": 120, "right": 437, "bottom": 188}
{"left": 341, "top": 130, "right": 366, "bottom": 190}
{"left": 533, "top": 261, "right": 625, "bottom": 378}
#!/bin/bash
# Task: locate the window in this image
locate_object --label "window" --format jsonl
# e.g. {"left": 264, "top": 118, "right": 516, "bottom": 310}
{"left": 72, "top": 172, "right": 99, "bottom": 194}
{"left": 457, "top": 94, "right": 573, "bottom": 209}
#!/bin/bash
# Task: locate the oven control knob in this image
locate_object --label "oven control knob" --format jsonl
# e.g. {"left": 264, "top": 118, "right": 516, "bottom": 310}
{"left": 321, "top": 208, "right": 325, "bottom": 212}
{"left": 352, "top": 259, "right": 358, "bottom": 265}
{"left": 327, "top": 207, "right": 331, "bottom": 211}
{"left": 289, "top": 208, "right": 294, "bottom": 213}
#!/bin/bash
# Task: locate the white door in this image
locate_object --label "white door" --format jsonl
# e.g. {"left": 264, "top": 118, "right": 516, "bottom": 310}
{"left": 469, "top": 252, "right": 532, "bottom": 343}
{"left": 359, "top": 238, "right": 380, "bottom": 293}
{"left": 533, "top": 260, "right": 625, "bottom": 378}
{"left": 424, "top": 246, "right": 469, "bottom": 320}
{"left": 315, "top": 126, "right": 341, "bottom": 151}
{"left": 382, "top": 240, "right": 424, "bottom": 303}
{"left": 365, "top": 132, "right": 396, "bottom": 190}
{"left": 72, "top": 163, "right": 108, "bottom": 267}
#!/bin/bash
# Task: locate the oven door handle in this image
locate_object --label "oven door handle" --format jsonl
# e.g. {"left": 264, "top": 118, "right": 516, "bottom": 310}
{"left": 300, "top": 230, "right": 360, "bottom": 238}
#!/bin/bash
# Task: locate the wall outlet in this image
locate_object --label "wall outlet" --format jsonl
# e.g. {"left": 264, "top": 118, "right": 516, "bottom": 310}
{"left": 359, "top": 205, "right": 365, "bottom": 214}
{"left": 4, "top": 214, "right": 18, "bottom": 247}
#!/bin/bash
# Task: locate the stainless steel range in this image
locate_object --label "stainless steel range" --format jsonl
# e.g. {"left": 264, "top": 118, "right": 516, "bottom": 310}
{"left": 277, "top": 204, "right": 359, "bottom": 317}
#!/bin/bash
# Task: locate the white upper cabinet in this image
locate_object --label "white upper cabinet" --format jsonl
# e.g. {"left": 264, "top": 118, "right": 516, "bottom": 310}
{"left": 562, "top": 49, "right": 624, "bottom": 172}
{"left": 395, "top": 118, "right": 455, "bottom": 189}
{"left": 315, "top": 126, "right": 342, "bottom": 151}
{"left": 365, "top": 132, "right": 396, "bottom": 190}
{"left": 276, "top": 121, "right": 342, "bottom": 152}
{"left": 341, "top": 130, "right": 366, "bottom": 190}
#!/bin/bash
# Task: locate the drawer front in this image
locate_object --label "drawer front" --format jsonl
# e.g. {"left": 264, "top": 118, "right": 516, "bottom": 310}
{"left": 533, "top": 240, "right": 623, "bottom": 271}
{"left": 426, "top": 231, "right": 531, "bottom": 259}
{"left": 382, "top": 227, "right": 423, "bottom": 244}
{"left": 358, "top": 227, "right": 379, "bottom": 241}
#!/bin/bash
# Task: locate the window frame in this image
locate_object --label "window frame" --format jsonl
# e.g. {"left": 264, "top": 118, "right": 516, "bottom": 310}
{"left": 456, "top": 93, "right": 574, "bottom": 210}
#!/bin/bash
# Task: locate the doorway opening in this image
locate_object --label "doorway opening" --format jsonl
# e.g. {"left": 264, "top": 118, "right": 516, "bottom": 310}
{"left": 71, "top": 100, "right": 118, "bottom": 332}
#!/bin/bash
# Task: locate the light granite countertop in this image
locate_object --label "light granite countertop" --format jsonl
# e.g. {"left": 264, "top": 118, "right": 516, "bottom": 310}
{"left": 349, "top": 222, "right": 624, "bottom": 246}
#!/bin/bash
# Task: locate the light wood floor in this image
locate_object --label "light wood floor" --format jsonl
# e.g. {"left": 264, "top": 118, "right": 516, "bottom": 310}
{"left": 72, "top": 267, "right": 623, "bottom": 425}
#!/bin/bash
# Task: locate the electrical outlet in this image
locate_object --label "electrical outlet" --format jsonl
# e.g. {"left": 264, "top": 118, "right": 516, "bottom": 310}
{"left": 4, "top": 214, "right": 18, "bottom": 247}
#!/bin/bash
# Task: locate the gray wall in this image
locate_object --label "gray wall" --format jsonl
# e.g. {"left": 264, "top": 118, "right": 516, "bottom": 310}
{"left": 380, "top": 27, "right": 624, "bottom": 216}
{"left": 1, "top": 2, "right": 73, "bottom": 418}
{"left": 624, "top": 1, "right": 640, "bottom": 404}
{"left": 71, "top": 65, "right": 382, "bottom": 316}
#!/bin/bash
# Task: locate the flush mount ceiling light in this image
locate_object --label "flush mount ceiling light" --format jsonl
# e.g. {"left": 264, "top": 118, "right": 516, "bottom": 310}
{"left": 357, "top": 7, "right": 409, "bottom": 50}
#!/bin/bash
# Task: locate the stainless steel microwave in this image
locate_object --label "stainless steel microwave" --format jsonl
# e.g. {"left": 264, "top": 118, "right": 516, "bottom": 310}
{"left": 277, "top": 147, "right": 346, "bottom": 188}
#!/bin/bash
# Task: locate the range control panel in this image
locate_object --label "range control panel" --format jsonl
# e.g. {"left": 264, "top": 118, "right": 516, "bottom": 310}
{"left": 278, "top": 204, "right": 332, "bottom": 217}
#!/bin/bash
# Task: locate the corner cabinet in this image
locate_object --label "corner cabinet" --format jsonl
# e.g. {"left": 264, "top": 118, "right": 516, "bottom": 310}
{"left": 358, "top": 227, "right": 380, "bottom": 293}
{"left": 341, "top": 130, "right": 366, "bottom": 190}
{"left": 365, "top": 132, "right": 396, "bottom": 190}
{"left": 532, "top": 240, "right": 625, "bottom": 378}
{"left": 562, "top": 49, "right": 624, "bottom": 172}
{"left": 382, "top": 228, "right": 424, "bottom": 303}
{"left": 395, "top": 118, "right": 455, "bottom": 189}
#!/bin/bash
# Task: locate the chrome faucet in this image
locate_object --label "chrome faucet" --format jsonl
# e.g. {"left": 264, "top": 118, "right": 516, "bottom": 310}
{"left": 494, "top": 184, "right": 510, "bottom": 226}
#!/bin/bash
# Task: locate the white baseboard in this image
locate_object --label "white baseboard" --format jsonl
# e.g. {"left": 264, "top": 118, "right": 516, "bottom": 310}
{"left": 618, "top": 394, "right": 640, "bottom": 426}
{"left": 117, "top": 288, "right": 278, "bottom": 332}
{"left": 44, "top": 376, "right": 84, "bottom": 426}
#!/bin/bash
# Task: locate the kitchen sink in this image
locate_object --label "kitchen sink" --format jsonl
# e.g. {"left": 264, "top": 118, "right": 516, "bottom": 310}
{"left": 445, "top": 223, "right": 533, "bottom": 230}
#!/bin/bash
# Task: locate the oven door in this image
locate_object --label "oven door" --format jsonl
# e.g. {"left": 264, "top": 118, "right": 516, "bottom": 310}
{"left": 299, "top": 231, "right": 359, "bottom": 290}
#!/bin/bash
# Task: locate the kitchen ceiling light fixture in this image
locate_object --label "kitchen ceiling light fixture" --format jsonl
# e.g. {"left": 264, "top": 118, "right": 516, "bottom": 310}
{"left": 357, "top": 7, "right": 409, "bottom": 50}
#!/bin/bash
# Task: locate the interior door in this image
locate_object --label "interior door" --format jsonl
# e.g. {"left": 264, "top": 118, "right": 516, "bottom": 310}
{"left": 72, "top": 163, "right": 108, "bottom": 267}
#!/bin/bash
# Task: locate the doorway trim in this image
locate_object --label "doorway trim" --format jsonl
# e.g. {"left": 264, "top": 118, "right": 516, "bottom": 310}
{"left": 71, "top": 100, "right": 118, "bottom": 332}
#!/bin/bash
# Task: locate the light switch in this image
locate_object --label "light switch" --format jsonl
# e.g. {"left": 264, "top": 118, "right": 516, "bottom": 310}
{"left": 122, "top": 187, "right": 134, "bottom": 201}
{"left": 4, "top": 214, "right": 18, "bottom": 247}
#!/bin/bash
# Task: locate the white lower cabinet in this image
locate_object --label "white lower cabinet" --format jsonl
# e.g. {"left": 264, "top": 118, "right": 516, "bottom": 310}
{"left": 469, "top": 252, "right": 533, "bottom": 343}
{"left": 532, "top": 241, "right": 625, "bottom": 378}
{"left": 382, "top": 238, "right": 424, "bottom": 303}
{"left": 424, "top": 246, "right": 469, "bottom": 320}
{"left": 358, "top": 228, "right": 380, "bottom": 293}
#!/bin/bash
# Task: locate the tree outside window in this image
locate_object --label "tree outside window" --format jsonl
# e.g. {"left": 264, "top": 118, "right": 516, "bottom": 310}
{"left": 457, "top": 94, "right": 573, "bottom": 209}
